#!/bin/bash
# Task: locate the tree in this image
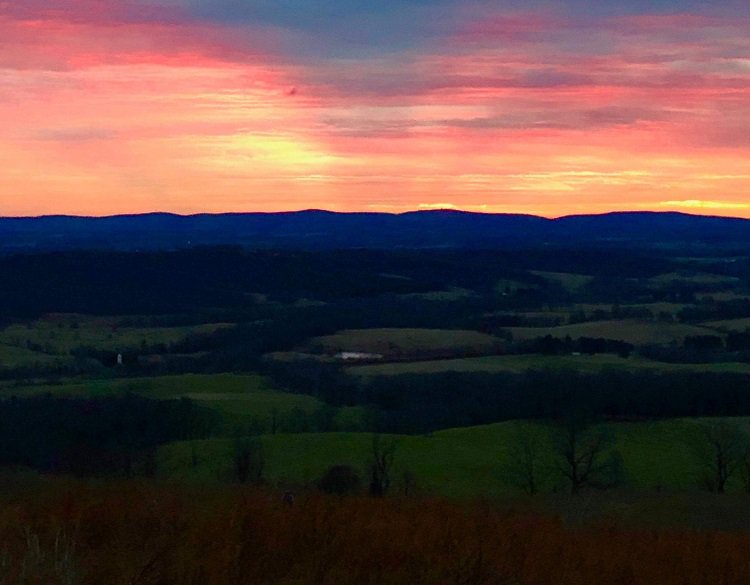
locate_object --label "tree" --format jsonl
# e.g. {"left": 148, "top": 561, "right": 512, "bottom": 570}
{"left": 233, "top": 437, "right": 265, "bottom": 485}
{"left": 554, "top": 414, "right": 618, "bottom": 494}
{"left": 693, "top": 420, "right": 747, "bottom": 493}
{"left": 504, "top": 424, "right": 547, "bottom": 495}
{"left": 369, "top": 434, "right": 397, "bottom": 497}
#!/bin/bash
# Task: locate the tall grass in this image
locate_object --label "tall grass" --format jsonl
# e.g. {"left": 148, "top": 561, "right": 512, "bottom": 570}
{"left": 1, "top": 478, "right": 749, "bottom": 584}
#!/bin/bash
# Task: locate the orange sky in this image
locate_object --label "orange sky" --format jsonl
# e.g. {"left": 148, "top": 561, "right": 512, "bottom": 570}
{"left": 2, "top": 2, "right": 750, "bottom": 217}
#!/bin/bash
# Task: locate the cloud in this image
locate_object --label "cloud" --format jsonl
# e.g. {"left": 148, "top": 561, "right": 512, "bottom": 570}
{"left": 659, "top": 200, "right": 750, "bottom": 210}
{"left": 1, "top": 0, "right": 750, "bottom": 216}
{"left": 35, "top": 128, "right": 118, "bottom": 142}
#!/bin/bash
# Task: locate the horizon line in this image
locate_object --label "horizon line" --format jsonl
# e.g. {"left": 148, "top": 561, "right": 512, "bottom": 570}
{"left": 2, "top": 208, "right": 750, "bottom": 222}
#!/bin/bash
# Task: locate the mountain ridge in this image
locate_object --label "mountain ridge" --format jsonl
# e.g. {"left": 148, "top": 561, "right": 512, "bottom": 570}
{"left": 1, "top": 210, "right": 749, "bottom": 251}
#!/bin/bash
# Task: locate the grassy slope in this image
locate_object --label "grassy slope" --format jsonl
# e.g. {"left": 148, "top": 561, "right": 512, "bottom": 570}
{"left": 158, "top": 418, "right": 750, "bottom": 497}
{"left": 504, "top": 319, "right": 720, "bottom": 345}
{"left": 0, "top": 344, "right": 66, "bottom": 368}
{"left": 703, "top": 317, "right": 750, "bottom": 332}
{"left": 308, "top": 328, "right": 501, "bottom": 356}
{"left": 0, "top": 374, "right": 356, "bottom": 433}
{"left": 348, "top": 354, "right": 750, "bottom": 377}
{"left": 530, "top": 271, "right": 593, "bottom": 292}
{"left": 0, "top": 317, "right": 231, "bottom": 356}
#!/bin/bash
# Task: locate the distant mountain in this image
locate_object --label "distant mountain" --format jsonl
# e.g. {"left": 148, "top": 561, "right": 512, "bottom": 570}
{"left": 1, "top": 210, "right": 749, "bottom": 252}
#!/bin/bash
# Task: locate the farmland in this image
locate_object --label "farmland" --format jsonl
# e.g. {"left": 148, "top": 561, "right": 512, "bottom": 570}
{"left": 0, "top": 315, "right": 231, "bottom": 366}
{"left": 158, "top": 417, "right": 750, "bottom": 498}
{"left": 348, "top": 354, "right": 750, "bottom": 377}
{"left": 0, "top": 373, "right": 366, "bottom": 434}
{"left": 1, "top": 245, "right": 750, "bottom": 524}
{"left": 502, "top": 320, "right": 719, "bottom": 345}
{"left": 307, "top": 328, "right": 502, "bottom": 357}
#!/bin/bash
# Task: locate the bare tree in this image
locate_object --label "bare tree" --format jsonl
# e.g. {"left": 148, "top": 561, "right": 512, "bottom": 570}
{"left": 234, "top": 437, "right": 265, "bottom": 485}
{"left": 369, "top": 434, "right": 397, "bottom": 497}
{"left": 554, "top": 415, "right": 618, "bottom": 494}
{"left": 693, "top": 420, "right": 747, "bottom": 493}
{"left": 504, "top": 424, "right": 547, "bottom": 495}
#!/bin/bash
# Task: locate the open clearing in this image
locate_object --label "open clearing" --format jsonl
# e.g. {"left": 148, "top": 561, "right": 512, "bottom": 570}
{"left": 307, "top": 328, "right": 502, "bottom": 357}
{"left": 0, "top": 343, "right": 68, "bottom": 368}
{"left": 649, "top": 272, "right": 740, "bottom": 286}
{"left": 0, "top": 315, "right": 232, "bottom": 356}
{"left": 0, "top": 374, "right": 361, "bottom": 433}
{"left": 503, "top": 319, "right": 719, "bottom": 345}
{"left": 348, "top": 354, "right": 750, "bottom": 377}
{"left": 158, "top": 418, "right": 750, "bottom": 497}
{"left": 531, "top": 271, "right": 593, "bottom": 292}
{"left": 702, "top": 318, "right": 750, "bottom": 332}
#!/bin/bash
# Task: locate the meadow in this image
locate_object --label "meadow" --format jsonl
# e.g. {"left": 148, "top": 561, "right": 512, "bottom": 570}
{"left": 0, "top": 374, "right": 365, "bottom": 434}
{"left": 502, "top": 319, "right": 719, "bottom": 345}
{"left": 307, "top": 328, "right": 502, "bottom": 357}
{"left": 0, "top": 315, "right": 231, "bottom": 365}
{"left": 348, "top": 353, "right": 750, "bottom": 377}
{"left": 157, "top": 418, "right": 750, "bottom": 498}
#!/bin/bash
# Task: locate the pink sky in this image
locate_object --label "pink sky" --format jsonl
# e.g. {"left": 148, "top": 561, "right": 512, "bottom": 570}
{"left": 2, "top": 1, "right": 749, "bottom": 217}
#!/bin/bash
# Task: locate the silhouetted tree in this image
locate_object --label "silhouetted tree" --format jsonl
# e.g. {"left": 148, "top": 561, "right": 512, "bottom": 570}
{"left": 234, "top": 437, "right": 265, "bottom": 485}
{"left": 554, "top": 414, "right": 618, "bottom": 494}
{"left": 504, "top": 424, "right": 548, "bottom": 495}
{"left": 369, "top": 434, "right": 397, "bottom": 497}
{"left": 693, "top": 420, "right": 747, "bottom": 493}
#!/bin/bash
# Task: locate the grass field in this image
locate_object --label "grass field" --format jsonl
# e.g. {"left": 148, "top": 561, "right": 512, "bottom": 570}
{"left": 0, "top": 343, "right": 68, "bottom": 368}
{"left": 649, "top": 272, "right": 741, "bottom": 286}
{"left": 307, "top": 328, "right": 502, "bottom": 357}
{"left": 574, "top": 302, "right": 689, "bottom": 317}
{"left": 0, "top": 374, "right": 367, "bottom": 433}
{"left": 531, "top": 271, "right": 593, "bottom": 292}
{"left": 503, "top": 319, "right": 719, "bottom": 345}
{"left": 401, "top": 287, "right": 476, "bottom": 301}
{"left": 702, "top": 317, "right": 750, "bottom": 332}
{"left": 348, "top": 353, "right": 750, "bottom": 377}
{"left": 158, "top": 418, "right": 750, "bottom": 497}
{"left": 0, "top": 315, "right": 232, "bottom": 357}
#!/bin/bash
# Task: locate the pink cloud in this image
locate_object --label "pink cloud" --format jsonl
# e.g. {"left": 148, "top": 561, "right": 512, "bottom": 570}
{"left": 1, "top": 3, "right": 750, "bottom": 217}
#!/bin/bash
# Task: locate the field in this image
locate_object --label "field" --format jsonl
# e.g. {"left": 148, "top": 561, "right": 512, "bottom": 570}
{"left": 503, "top": 319, "right": 719, "bottom": 345}
{"left": 531, "top": 271, "right": 594, "bottom": 292}
{"left": 158, "top": 418, "right": 750, "bottom": 498}
{"left": 0, "top": 343, "right": 66, "bottom": 368}
{"left": 348, "top": 353, "right": 750, "bottom": 377}
{"left": 0, "top": 315, "right": 231, "bottom": 362}
{"left": 307, "top": 328, "right": 502, "bottom": 357}
{"left": 702, "top": 317, "right": 750, "bottom": 332}
{"left": 0, "top": 374, "right": 363, "bottom": 433}
{"left": 574, "top": 302, "right": 689, "bottom": 317}
{"left": 649, "top": 272, "right": 741, "bottom": 286}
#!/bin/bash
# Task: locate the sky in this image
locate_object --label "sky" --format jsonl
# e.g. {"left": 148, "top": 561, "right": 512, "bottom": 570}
{"left": 1, "top": 0, "right": 750, "bottom": 217}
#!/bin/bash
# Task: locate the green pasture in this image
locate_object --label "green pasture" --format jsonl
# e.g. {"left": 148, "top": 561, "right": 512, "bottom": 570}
{"left": 348, "top": 353, "right": 750, "bottom": 377}
{"left": 503, "top": 319, "right": 719, "bottom": 345}
{"left": 0, "top": 374, "right": 365, "bottom": 433}
{"left": 158, "top": 418, "right": 750, "bottom": 498}
{"left": 0, "top": 315, "right": 232, "bottom": 356}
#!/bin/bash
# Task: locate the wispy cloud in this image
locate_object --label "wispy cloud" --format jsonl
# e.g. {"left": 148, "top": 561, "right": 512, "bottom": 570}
{"left": 659, "top": 200, "right": 750, "bottom": 210}
{"left": 1, "top": 1, "right": 750, "bottom": 216}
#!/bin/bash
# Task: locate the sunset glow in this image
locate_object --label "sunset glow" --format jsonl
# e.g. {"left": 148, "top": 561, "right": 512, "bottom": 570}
{"left": 2, "top": 1, "right": 750, "bottom": 217}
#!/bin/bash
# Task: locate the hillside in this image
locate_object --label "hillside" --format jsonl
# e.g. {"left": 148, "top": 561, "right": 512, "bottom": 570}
{"left": 3, "top": 210, "right": 750, "bottom": 251}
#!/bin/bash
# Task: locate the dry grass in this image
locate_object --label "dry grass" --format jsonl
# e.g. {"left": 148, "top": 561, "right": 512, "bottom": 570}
{"left": 2, "top": 479, "right": 750, "bottom": 584}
